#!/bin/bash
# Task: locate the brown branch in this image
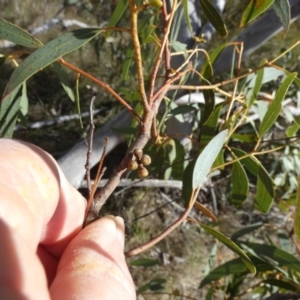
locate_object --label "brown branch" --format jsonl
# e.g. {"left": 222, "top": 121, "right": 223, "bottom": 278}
{"left": 148, "top": 0, "right": 176, "bottom": 103}
{"left": 57, "top": 58, "right": 142, "bottom": 123}
{"left": 84, "top": 138, "right": 108, "bottom": 225}
{"left": 85, "top": 96, "right": 96, "bottom": 194}
{"left": 129, "top": 0, "right": 149, "bottom": 111}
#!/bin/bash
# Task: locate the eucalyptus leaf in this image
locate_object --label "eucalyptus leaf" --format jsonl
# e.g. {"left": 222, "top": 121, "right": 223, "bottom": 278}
{"left": 259, "top": 72, "right": 297, "bottom": 137}
{"left": 294, "top": 176, "right": 300, "bottom": 246}
{"left": 0, "top": 18, "right": 43, "bottom": 48}
{"left": 193, "top": 129, "right": 227, "bottom": 189}
{"left": 0, "top": 85, "right": 21, "bottom": 137}
{"left": 255, "top": 163, "right": 274, "bottom": 213}
{"left": 199, "top": 0, "right": 227, "bottom": 37}
{"left": 241, "top": 242, "right": 300, "bottom": 273}
{"left": 3, "top": 28, "right": 102, "bottom": 99}
{"left": 231, "top": 161, "right": 249, "bottom": 207}
{"left": 273, "top": 0, "right": 291, "bottom": 35}
{"left": 53, "top": 62, "right": 75, "bottom": 102}
{"left": 240, "top": 0, "right": 274, "bottom": 27}
{"left": 130, "top": 258, "right": 159, "bottom": 267}
{"left": 231, "top": 223, "right": 264, "bottom": 241}
{"left": 200, "top": 223, "right": 256, "bottom": 274}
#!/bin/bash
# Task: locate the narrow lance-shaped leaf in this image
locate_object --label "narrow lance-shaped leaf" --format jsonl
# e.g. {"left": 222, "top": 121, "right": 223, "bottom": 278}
{"left": 106, "top": 0, "right": 128, "bottom": 35}
{"left": 231, "top": 223, "right": 264, "bottom": 241}
{"left": 255, "top": 165, "right": 274, "bottom": 213}
{"left": 200, "top": 223, "right": 256, "bottom": 274}
{"left": 0, "top": 85, "right": 22, "bottom": 137}
{"left": 231, "top": 147, "right": 274, "bottom": 213}
{"left": 53, "top": 62, "right": 75, "bottom": 102}
{"left": 1, "top": 28, "right": 102, "bottom": 137}
{"left": 294, "top": 176, "right": 300, "bottom": 246}
{"left": 199, "top": 0, "right": 227, "bottom": 37}
{"left": 0, "top": 18, "right": 43, "bottom": 48}
{"left": 202, "top": 89, "right": 215, "bottom": 126}
{"left": 240, "top": 0, "right": 274, "bottom": 28}
{"left": 259, "top": 72, "right": 297, "bottom": 137}
{"left": 183, "top": 0, "right": 193, "bottom": 34}
{"left": 241, "top": 242, "right": 300, "bottom": 274}
{"left": 201, "top": 104, "right": 222, "bottom": 143}
{"left": 193, "top": 129, "right": 228, "bottom": 189}
{"left": 3, "top": 28, "right": 102, "bottom": 99}
{"left": 200, "top": 256, "right": 272, "bottom": 288}
{"left": 201, "top": 43, "right": 229, "bottom": 77}
{"left": 247, "top": 60, "right": 265, "bottom": 107}
{"left": 273, "top": 0, "right": 291, "bottom": 36}
{"left": 231, "top": 161, "right": 249, "bottom": 207}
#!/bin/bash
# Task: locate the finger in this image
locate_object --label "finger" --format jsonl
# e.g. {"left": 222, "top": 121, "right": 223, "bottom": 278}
{"left": 0, "top": 219, "right": 50, "bottom": 300}
{"left": 0, "top": 139, "right": 86, "bottom": 254}
{"left": 50, "top": 216, "right": 136, "bottom": 300}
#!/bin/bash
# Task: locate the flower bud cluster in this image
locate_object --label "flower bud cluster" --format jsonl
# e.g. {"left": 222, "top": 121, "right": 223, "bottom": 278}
{"left": 127, "top": 149, "right": 152, "bottom": 178}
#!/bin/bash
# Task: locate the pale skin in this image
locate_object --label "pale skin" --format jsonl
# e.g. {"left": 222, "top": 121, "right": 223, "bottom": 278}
{"left": 0, "top": 139, "right": 136, "bottom": 300}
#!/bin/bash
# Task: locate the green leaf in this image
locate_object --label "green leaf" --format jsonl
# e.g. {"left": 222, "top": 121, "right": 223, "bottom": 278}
{"left": 0, "top": 18, "right": 43, "bottom": 48}
{"left": 181, "top": 159, "right": 196, "bottom": 206}
{"left": 231, "top": 161, "right": 249, "bottom": 207}
{"left": 242, "top": 242, "right": 300, "bottom": 274}
{"left": 168, "top": 104, "right": 196, "bottom": 116}
{"left": 262, "top": 278, "right": 300, "bottom": 292}
{"left": 201, "top": 104, "right": 222, "bottom": 144}
{"left": 247, "top": 61, "right": 265, "bottom": 107}
{"left": 255, "top": 164, "right": 274, "bottom": 213}
{"left": 294, "top": 176, "right": 300, "bottom": 246}
{"left": 163, "top": 139, "right": 177, "bottom": 180}
{"left": 231, "top": 133, "right": 256, "bottom": 143}
{"left": 231, "top": 223, "right": 264, "bottom": 241}
{"left": 183, "top": 0, "right": 193, "bottom": 34}
{"left": 231, "top": 148, "right": 259, "bottom": 176}
{"left": 170, "top": 139, "right": 186, "bottom": 181}
{"left": 202, "top": 89, "right": 215, "bottom": 126}
{"left": 53, "top": 62, "right": 75, "bottom": 102}
{"left": 199, "top": 0, "right": 227, "bottom": 37}
{"left": 240, "top": 0, "right": 274, "bottom": 28}
{"left": 193, "top": 130, "right": 228, "bottom": 189}
{"left": 3, "top": 28, "right": 102, "bottom": 99}
{"left": 201, "top": 43, "right": 229, "bottom": 76}
{"left": 200, "top": 224, "right": 256, "bottom": 274}
{"left": 136, "top": 278, "right": 166, "bottom": 294}
{"left": 200, "top": 256, "right": 271, "bottom": 288}
{"left": 0, "top": 85, "right": 21, "bottom": 137}
{"left": 259, "top": 72, "right": 297, "bottom": 137}
{"left": 273, "top": 0, "right": 291, "bottom": 36}
{"left": 130, "top": 258, "right": 159, "bottom": 267}
{"left": 107, "top": 0, "right": 128, "bottom": 32}
{"left": 121, "top": 48, "right": 134, "bottom": 81}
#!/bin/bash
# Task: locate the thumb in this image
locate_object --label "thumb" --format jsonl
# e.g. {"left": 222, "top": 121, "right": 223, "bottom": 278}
{"left": 50, "top": 216, "right": 136, "bottom": 300}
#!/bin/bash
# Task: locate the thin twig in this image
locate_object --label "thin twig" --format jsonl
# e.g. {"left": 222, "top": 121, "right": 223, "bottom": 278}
{"left": 125, "top": 187, "right": 200, "bottom": 257}
{"left": 129, "top": 0, "right": 149, "bottom": 110}
{"left": 58, "top": 58, "right": 142, "bottom": 123}
{"left": 85, "top": 96, "right": 96, "bottom": 194}
{"left": 84, "top": 138, "right": 108, "bottom": 225}
{"left": 148, "top": 0, "right": 177, "bottom": 103}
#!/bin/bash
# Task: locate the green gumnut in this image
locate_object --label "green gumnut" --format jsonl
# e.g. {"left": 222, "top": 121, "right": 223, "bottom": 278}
{"left": 148, "top": 0, "right": 162, "bottom": 8}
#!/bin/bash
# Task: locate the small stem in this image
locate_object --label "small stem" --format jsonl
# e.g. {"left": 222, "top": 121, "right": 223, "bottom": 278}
{"left": 85, "top": 96, "right": 96, "bottom": 194}
{"left": 148, "top": 0, "right": 176, "bottom": 103}
{"left": 125, "top": 187, "right": 200, "bottom": 257}
{"left": 129, "top": 0, "right": 149, "bottom": 110}
{"left": 58, "top": 58, "right": 141, "bottom": 123}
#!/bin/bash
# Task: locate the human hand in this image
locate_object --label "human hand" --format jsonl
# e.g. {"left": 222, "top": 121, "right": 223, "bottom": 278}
{"left": 0, "top": 139, "right": 135, "bottom": 299}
